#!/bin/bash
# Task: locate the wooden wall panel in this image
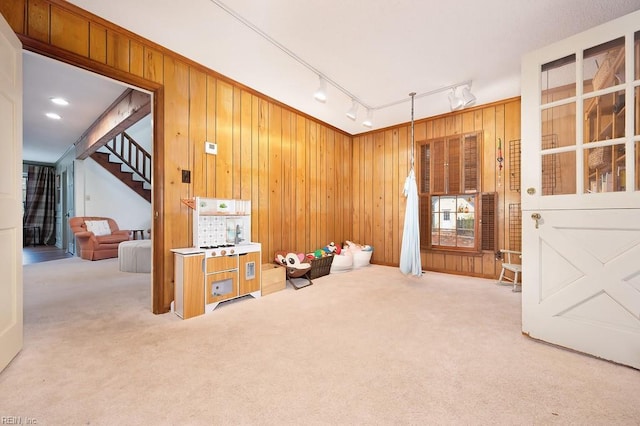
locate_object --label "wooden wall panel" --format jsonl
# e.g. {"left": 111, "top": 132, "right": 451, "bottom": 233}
{"left": 144, "top": 46, "right": 164, "bottom": 84}
{"left": 106, "top": 30, "right": 130, "bottom": 72}
{"left": 1, "top": 0, "right": 26, "bottom": 33}
{"left": 50, "top": 6, "right": 88, "bottom": 57}
{"left": 268, "top": 103, "right": 282, "bottom": 253}
{"left": 89, "top": 22, "right": 107, "bottom": 64}
{"left": 280, "top": 108, "right": 293, "bottom": 251}
{"left": 231, "top": 87, "right": 242, "bottom": 199}
{"left": 239, "top": 90, "right": 253, "bottom": 201}
{"left": 189, "top": 68, "right": 207, "bottom": 202}
{"left": 294, "top": 115, "right": 307, "bottom": 253}
{"left": 26, "top": 0, "right": 49, "bottom": 43}
{"left": 129, "top": 40, "right": 144, "bottom": 78}
{"left": 372, "top": 132, "right": 385, "bottom": 263}
{"left": 163, "top": 56, "right": 191, "bottom": 300}
{"left": 204, "top": 75, "right": 217, "bottom": 197}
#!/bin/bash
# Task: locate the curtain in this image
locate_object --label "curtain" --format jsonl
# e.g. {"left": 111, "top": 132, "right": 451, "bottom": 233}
{"left": 24, "top": 165, "right": 56, "bottom": 245}
{"left": 399, "top": 169, "right": 422, "bottom": 276}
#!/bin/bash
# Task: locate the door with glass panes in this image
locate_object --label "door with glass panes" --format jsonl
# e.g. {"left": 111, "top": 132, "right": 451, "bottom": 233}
{"left": 521, "top": 10, "right": 640, "bottom": 369}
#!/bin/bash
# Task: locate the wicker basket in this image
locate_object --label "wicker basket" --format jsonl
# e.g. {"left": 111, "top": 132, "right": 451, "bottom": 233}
{"left": 587, "top": 146, "right": 611, "bottom": 169}
{"left": 309, "top": 255, "right": 334, "bottom": 279}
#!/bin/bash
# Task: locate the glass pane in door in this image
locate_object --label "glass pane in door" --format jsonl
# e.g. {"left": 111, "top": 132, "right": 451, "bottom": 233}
{"left": 542, "top": 151, "right": 575, "bottom": 195}
{"left": 541, "top": 103, "right": 576, "bottom": 148}
{"left": 583, "top": 90, "right": 626, "bottom": 142}
{"left": 583, "top": 37, "right": 625, "bottom": 93}
{"left": 584, "top": 144, "right": 625, "bottom": 193}
{"left": 541, "top": 54, "right": 575, "bottom": 104}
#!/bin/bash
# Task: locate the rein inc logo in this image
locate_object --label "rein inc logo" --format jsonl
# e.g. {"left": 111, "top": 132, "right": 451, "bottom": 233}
{"left": 1, "top": 417, "right": 38, "bottom": 424}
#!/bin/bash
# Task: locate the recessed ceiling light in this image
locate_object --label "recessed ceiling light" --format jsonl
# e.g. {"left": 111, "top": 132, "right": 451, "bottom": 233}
{"left": 50, "top": 97, "right": 69, "bottom": 106}
{"left": 46, "top": 112, "right": 61, "bottom": 120}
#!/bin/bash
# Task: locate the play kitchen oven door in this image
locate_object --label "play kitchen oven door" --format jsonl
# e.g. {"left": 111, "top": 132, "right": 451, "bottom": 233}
{"left": 204, "top": 255, "right": 238, "bottom": 313}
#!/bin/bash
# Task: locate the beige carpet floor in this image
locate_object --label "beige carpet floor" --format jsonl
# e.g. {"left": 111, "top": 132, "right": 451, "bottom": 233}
{"left": 0, "top": 257, "right": 638, "bottom": 425}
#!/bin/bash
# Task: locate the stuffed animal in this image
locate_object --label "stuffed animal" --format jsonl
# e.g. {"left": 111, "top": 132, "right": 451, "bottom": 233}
{"left": 324, "top": 241, "right": 339, "bottom": 254}
{"left": 275, "top": 252, "right": 310, "bottom": 270}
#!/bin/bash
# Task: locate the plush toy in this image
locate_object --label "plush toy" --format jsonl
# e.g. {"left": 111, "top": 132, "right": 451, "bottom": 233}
{"left": 324, "top": 241, "right": 340, "bottom": 254}
{"left": 275, "top": 252, "right": 308, "bottom": 268}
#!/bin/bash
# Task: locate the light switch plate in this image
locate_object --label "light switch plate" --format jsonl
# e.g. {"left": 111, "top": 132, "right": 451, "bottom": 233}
{"left": 205, "top": 141, "right": 217, "bottom": 155}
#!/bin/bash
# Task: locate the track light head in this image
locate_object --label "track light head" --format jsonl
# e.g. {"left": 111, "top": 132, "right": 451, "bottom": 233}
{"left": 346, "top": 100, "right": 358, "bottom": 120}
{"left": 362, "top": 109, "right": 373, "bottom": 128}
{"left": 313, "top": 76, "right": 327, "bottom": 103}
{"left": 448, "top": 88, "right": 464, "bottom": 111}
{"left": 461, "top": 85, "right": 476, "bottom": 107}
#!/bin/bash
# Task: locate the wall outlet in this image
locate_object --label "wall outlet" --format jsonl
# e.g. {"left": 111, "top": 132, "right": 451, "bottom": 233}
{"left": 205, "top": 141, "right": 217, "bottom": 155}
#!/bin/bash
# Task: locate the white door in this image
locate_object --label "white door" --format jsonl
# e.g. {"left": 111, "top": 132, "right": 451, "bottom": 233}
{"left": 0, "top": 14, "right": 23, "bottom": 372}
{"left": 521, "top": 10, "right": 640, "bottom": 369}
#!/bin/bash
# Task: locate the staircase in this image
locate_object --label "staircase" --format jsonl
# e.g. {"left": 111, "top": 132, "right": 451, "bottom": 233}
{"left": 90, "top": 131, "right": 151, "bottom": 202}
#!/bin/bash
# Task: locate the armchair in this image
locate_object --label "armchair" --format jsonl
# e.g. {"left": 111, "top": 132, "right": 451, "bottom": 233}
{"left": 69, "top": 217, "right": 131, "bottom": 260}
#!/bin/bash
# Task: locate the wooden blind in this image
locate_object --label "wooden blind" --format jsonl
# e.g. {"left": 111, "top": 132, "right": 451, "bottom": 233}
{"left": 448, "top": 137, "right": 461, "bottom": 193}
{"left": 481, "top": 192, "right": 498, "bottom": 251}
{"left": 431, "top": 139, "right": 446, "bottom": 193}
{"left": 463, "top": 134, "right": 479, "bottom": 192}
{"left": 419, "top": 143, "right": 430, "bottom": 194}
{"left": 419, "top": 194, "right": 430, "bottom": 249}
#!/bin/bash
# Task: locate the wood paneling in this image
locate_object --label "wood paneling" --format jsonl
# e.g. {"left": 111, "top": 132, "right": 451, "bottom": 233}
{"left": 50, "top": 5, "right": 88, "bottom": 57}
{"left": 106, "top": 30, "right": 129, "bottom": 72}
{"left": 89, "top": 22, "right": 107, "bottom": 63}
{"left": 26, "top": 0, "right": 48, "bottom": 42}
{"left": 1, "top": 0, "right": 25, "bottom": 33}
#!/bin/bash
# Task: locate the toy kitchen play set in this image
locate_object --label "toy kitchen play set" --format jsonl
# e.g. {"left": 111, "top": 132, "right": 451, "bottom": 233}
{"left": 171, "top": 198, "right": 261, "bottom": 319}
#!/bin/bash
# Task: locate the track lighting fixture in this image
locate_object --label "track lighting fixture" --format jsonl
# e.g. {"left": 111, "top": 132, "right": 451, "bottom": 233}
{"left": 362, "top": 109, "right": 373, "bottom": 128}
{"left": 313, "top": 76, "right": 327, "bottom": 103}
{"left": 448, "top": 84, "right": 476, "bottom": 111}
{"left": 461, "top": 85, "right": 476, "bottom": 107}
{"left": 346, "top": 100, "right": 358, "bottom": 120}
{"left": 448, "top": 88, "right": 464, "bottom": 111}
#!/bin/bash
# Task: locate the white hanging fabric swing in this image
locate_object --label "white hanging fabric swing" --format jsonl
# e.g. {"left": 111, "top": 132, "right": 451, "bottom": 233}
{"left": 399, "top": 92, "right": 423, "bottom": 276}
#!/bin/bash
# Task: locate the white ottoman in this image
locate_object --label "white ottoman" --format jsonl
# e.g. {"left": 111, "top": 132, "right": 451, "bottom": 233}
{"left": 118, "top": 240, "right": 152, "bottom": 273}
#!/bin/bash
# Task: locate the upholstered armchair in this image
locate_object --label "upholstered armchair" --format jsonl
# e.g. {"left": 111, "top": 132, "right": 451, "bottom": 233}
{"left": 69, "top": 217, "right": 131, "bottom": 260}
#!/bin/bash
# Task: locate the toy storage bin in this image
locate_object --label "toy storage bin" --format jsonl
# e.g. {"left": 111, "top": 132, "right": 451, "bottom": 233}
{"left": 309, "top": 255, "right": 334, "bottom": 279}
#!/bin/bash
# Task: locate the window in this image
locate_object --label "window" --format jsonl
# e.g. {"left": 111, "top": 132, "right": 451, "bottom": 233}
{"left": 430, "top": 194, "right": 476, "bottom": 249}
{"left": 419, "top": 132, "right": 493, "bottom": 252}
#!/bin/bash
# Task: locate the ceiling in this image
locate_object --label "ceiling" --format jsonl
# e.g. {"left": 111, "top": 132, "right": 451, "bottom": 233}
{"left": 23, "top": 52, "right": 128, "bottom": 163}
{"left": 23, "top": 0, "right": 640, "bottom": 163}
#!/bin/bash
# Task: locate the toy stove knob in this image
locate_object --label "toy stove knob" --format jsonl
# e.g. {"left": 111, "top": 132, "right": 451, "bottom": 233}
{"left": 221, "top": 250, "right": 226, "bottom": 256}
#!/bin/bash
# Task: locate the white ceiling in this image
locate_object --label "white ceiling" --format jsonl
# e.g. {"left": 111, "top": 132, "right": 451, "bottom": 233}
{"left": 23, "top": 52, "right": 127, "bottom": 163}
{"left": 24, "top": 0, "right": 640, "bottom": 163}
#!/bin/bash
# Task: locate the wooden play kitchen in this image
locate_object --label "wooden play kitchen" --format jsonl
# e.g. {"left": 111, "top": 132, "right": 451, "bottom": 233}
{"left": 172, "top": 198, "right": 262, "bottom": 319}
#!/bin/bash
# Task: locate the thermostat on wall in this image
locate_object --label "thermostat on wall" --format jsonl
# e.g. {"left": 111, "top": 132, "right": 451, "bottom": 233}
{"left": 205, "top": 141, "right": 217, "bottom": 155}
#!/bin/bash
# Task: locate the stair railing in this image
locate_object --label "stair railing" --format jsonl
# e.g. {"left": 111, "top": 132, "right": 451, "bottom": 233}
{"left": 104, "top": 131, "right": 151, "bottom": 184}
